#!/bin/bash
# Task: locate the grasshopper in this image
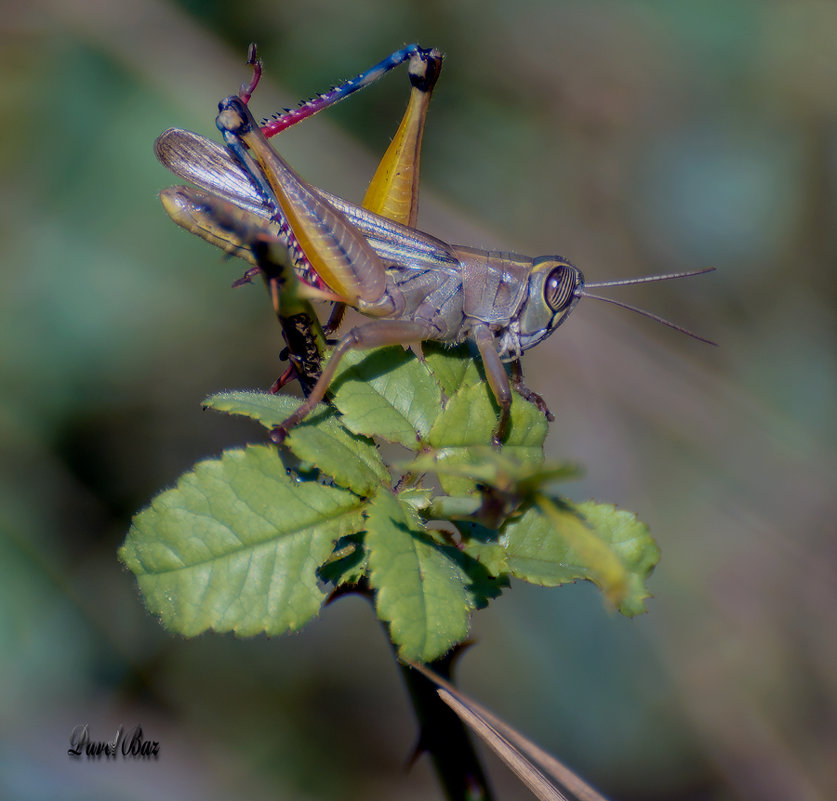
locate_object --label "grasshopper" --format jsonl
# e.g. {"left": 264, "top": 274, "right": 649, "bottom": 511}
{"left": 156, "top": 45, "right": 713, "bottom": 443}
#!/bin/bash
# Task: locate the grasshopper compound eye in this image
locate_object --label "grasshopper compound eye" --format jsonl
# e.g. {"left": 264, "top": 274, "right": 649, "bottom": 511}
{"left": 544, "top": 264, "right": 581, "bottom": 312}
{"left": 513, "top": 258, "right": 584, "bottom": 355}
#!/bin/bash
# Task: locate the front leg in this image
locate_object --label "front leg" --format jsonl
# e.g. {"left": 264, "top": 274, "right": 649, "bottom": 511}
{"left": 471, "top": 324, "right": 512, "bottom": 446}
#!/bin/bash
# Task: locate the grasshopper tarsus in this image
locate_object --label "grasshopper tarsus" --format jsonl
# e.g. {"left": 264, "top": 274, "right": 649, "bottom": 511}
{"left": 492, "top": 405, "right": 510, "bottom": 448}
{"left": 239, "top": 43, "right": 262, "bottom": 103}
{"left": 510, "top": 361, "right": 554, "bottom": 421}
{"left": 231, "top": 266, "right": 261, "bottom": 288}
{"left": 522, "top": 391, "right": 554, "bottom": 422}
{"left": 323, "top": 302, "right": 346, "bottom": 335}
{"left": 269, "top": 425, "right": 289, "bottom": 445}
{"left": 270, "top": 366, "right": 295, "bottom": 394}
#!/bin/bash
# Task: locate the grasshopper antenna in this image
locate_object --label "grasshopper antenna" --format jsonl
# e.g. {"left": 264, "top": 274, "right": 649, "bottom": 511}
{"left": 578, "top": 267, "right": 717, "bottom": 345}
{"left": 584, "top": 266, "right": 715, "bottom": 289}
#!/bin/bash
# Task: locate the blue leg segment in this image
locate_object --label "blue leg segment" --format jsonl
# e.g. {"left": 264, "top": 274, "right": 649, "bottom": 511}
{"left": 260, "top": 45, "right": 433, "bottom": 137}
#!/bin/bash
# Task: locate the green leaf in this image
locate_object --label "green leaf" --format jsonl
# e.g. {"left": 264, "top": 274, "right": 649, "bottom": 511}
{"left": 428, "top": 381, "right": 496, "bottom": 447}
{"left": 428, "top": 494, "right": 484, "bottom": 520}
{"left": 329, "top": 346, "right": 442, "bottom": 449}
{"left": 427, "top": 384, "right": 548, "bottom": 495}
{"left": 405, "top": 448, "right": 579, "bottom": 494}
{"left": 119, "top": 445, "right": 365, "bottom": 636}
{"left": 575, "top": 500, "right": 661, "bottom": 616}
{"left": 128, "top": 340, "right": 660, "bottom": 658}
{"left": 502, "top": 497, "right": 659, "bottom": 616}
{"left": 422, "top": 341, "right": 481, "bottom": 396}
{"left": 396, "top": 487, "right": 434, "bottom": 512}
{"left": 365, "top": 490, "right": 472, "bottom": 661}
{"left": 204, "top": 391, "right": 390, "bottom": 495}
{"left": 454, "top": 521, "right": 509, "bottom": 577}
{"left": 425, "top": 343, "right": 548, "bottom": 448}
{"left": 203, "top": 389, "right": 309, "bottom": 428}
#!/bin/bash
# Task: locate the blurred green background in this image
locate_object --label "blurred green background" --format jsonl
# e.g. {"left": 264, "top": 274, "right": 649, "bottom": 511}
{"left": 2, "top": 1, "right": 835, "bottom": 799}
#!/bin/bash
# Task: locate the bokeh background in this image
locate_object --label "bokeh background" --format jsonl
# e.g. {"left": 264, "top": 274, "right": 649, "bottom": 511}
{"left": 2, "top": 1, "right": 836, "bottom": 799}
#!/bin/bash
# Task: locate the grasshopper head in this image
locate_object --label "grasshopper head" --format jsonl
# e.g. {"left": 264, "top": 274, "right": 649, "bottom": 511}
{"left": 515, "top": 257, "right": 583, "bottom": 352}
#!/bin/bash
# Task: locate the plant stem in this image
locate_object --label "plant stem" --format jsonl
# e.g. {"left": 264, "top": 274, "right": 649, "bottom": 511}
{"left": 397, "top": 654, "right": 495, "bottom": 801}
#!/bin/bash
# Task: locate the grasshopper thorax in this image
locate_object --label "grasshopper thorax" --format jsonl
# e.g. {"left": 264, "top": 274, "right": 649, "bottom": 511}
{"left": 511, "top": 257, "right": 583, "bottom": 356}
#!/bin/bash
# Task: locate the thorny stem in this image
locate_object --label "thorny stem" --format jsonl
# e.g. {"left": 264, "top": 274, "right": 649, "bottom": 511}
{"left": 328, "top": 583, "right": 494, "bottom": 800}
{"left": 398, "top": 656, "right": 495, "bottom": 801}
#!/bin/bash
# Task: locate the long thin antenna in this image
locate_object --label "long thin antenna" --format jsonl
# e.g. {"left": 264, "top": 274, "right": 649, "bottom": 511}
{"left": 584, "top": 266, "right": 715, "bottom": 289}
{"left": 577, "top": 290, "right": 718, "bottom": 345}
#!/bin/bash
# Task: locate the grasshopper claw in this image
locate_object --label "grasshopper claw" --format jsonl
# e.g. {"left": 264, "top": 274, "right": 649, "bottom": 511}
{"left": 491, "top": 409, "right": 509, "bottom": 448}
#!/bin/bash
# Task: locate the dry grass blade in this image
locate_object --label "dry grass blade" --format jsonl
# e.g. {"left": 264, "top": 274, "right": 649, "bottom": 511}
{"left": 409, "top": 662, "right": 610, "bottom": 801}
